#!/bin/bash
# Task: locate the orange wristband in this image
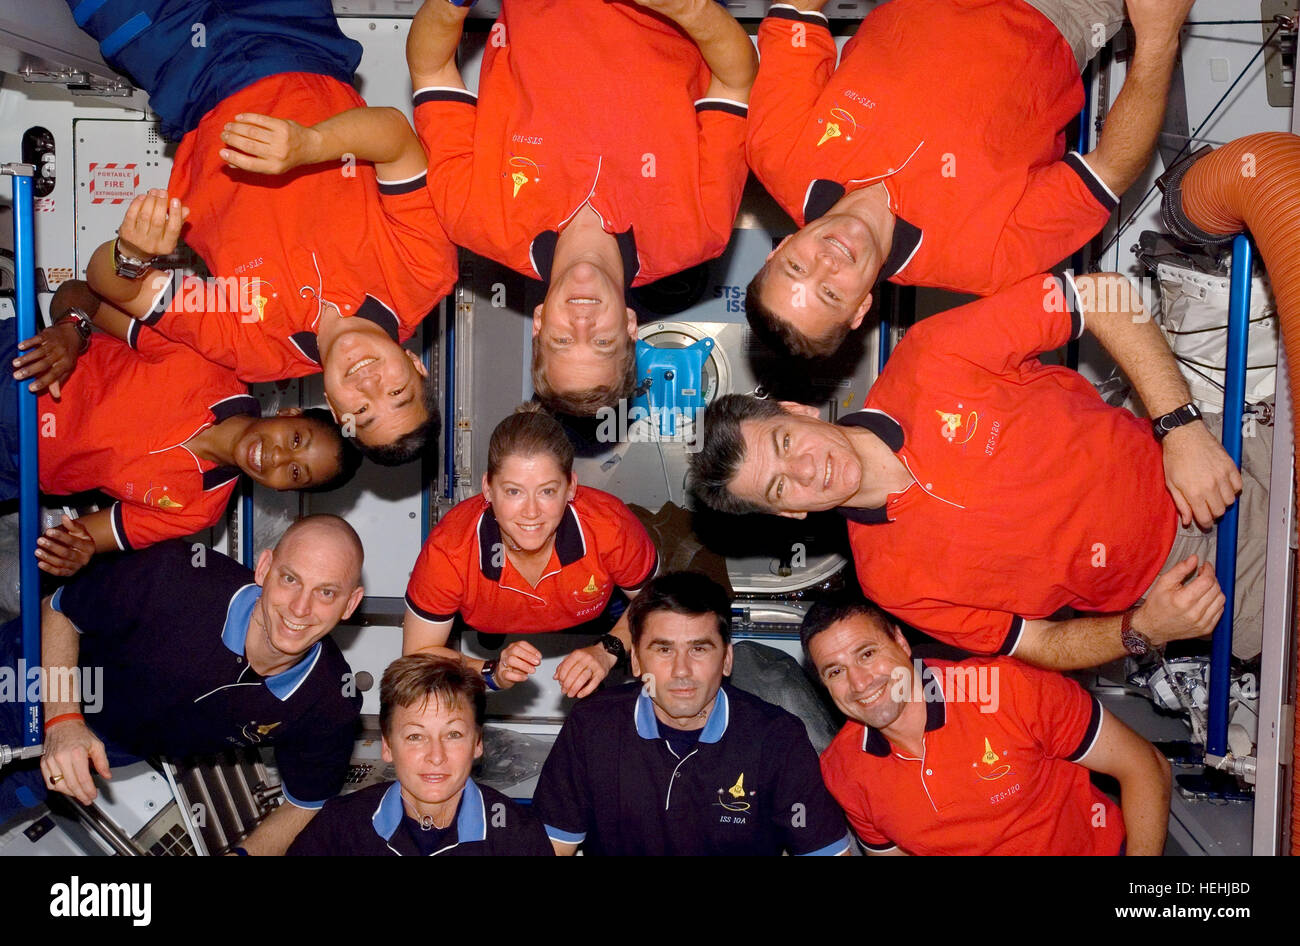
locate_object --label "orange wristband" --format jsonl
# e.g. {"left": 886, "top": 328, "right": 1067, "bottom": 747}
{"left": 44, "top": 712, "right": 84, "bottom": 731}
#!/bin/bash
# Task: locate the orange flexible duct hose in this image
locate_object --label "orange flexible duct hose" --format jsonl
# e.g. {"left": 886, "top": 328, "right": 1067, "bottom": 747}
{"left": 1164, "top": 131, "right": 1300, "bottom": 854}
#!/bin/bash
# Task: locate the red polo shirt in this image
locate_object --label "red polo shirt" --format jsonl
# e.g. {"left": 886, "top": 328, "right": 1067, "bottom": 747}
{"left": 845, "top": 274, "right": 1176, "bottom": 654}
{"left": 820, "top": 658, "right": 1123, "bottom": 855}
{"left": 412, "top": 0, "right": 747, "bottom": 288}
{"left": 405, "top": 486, "right": 658, "bottom": 634}
{"left": 747, "top": 1, "right": 1116, "bottom": 295}
{"left": 39, "top": 332, "right": 254, "bottom": 551}
{"left": 136, "top": 71, "right": 457, "bottom": 382}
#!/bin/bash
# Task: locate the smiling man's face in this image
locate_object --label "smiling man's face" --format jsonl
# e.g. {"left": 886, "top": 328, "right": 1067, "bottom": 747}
{"left": 322, "top": 328, "right": 429, "bottom": 449}
{"left": 726, "top": 408, "right": 864, "bottom": 517}
{"left": 252, "top": 523, "right": 364, "bottom": 663}
{"left": 808, "top": 616, "right": 913, "bottom": 731}
{"left": 533, "top": 260, "right": 637, "bottom": 401}
{"left": 755, "top": 213, "right": 881, "bottom": 349}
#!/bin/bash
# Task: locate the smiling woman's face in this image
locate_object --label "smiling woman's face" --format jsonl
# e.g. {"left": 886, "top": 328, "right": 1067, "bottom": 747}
{"left": 482, "top": 452, "right": 577, "bottom": 554}
{"left": 382, "top": 695, "right": 482, "bottom": 814}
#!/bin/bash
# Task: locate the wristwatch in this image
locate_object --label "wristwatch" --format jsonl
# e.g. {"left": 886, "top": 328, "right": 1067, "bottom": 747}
{"left": 1152, "top": 403, "right": 1203, "bottom": 441}
{"left": 112, "top": 238, "right": 155, "bottom": 280}
{"left": 480, "top": 659, "right": 501, "bottom": 691}
{"left": 1120, "top": 609, "right": 1152, "bottom": 657}
{"left": 56, "top": 307, "right": 93, "bottom": 352}
{"left": 597, "top": 633, "right": 627, "bottom": 670}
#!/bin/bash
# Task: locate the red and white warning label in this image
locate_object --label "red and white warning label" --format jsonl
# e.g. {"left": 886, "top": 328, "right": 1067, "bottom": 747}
{"left": 88, "top": 162, "right": 139, "bottom": 204}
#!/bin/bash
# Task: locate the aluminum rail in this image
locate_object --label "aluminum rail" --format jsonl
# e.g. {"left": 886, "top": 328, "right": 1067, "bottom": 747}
{"left": 3, "top": 163, "right": 42, "bottom": 754}
{"left": 1206, "top": 235, "right": 1253, "bottom": 757}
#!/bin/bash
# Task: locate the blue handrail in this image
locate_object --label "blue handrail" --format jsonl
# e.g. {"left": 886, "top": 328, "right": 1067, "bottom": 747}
{"left": 1206, "top": 235, "right": 1252, "bottom": 757}
{"left": 6, "top": 164, "right": 41, "bottom": 747}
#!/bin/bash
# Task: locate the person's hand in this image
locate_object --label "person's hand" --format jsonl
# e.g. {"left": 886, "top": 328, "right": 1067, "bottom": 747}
{"left": 1125, "top": 0, "right": 1195, "bottom": 49}
{"left": 1162, "top": 420, "right": 1243, "bottom": 529}
{"left": 35, "top": 515, "right": 96, "bottom": 577}
{"left": 555, "top": 643, "right": 616, "bottom": 699}
{"left": 219, "top": 114, "right": 323, "bottom": 175}
{"left": 41, "top": 718, "right": 111, "bottom": 805}
{"left": 1133, "top": 555, "right": 1225, "bottom": 647}
{"left": 117, "top": 189, "right": 188, "bottom": 260}
{"left": 494, "top": 640, "right": 543, "bottom": 688}
{"left": 12, "top": 322, "right": 82, "bottom": 397}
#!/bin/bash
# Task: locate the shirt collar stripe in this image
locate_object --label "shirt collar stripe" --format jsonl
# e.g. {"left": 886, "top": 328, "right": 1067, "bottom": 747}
{"left": 220, "top": 584, "right": 322, "bottom": 702}
{"left": 860, "top": 662, "right": 945, "bottom": 756}
{"left": 371, "top": 778, "right": 487, "bottom": 847}
{"left": 633, "top": 686, "right": 730, "bottom": 744}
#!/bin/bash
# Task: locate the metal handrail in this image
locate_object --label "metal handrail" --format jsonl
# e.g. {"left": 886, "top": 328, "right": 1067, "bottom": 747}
{"left": 2, "top": 163, "right": 42, "bottom": 759}
{"left": 1206, "top": 235, "right": 1253, "bottom": 757}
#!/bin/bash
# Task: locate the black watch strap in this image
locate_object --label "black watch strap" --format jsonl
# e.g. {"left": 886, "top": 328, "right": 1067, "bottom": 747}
{"left": 1152, "top": 403, "right": 1202, "bottom": 441}
{"left": 598, "top": 633, "right": 627, "bottom": 668}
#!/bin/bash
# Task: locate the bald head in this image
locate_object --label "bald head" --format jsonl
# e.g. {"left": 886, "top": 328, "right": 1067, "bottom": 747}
{"left": 274, "top": 514, "right": 365, "bottom": 589}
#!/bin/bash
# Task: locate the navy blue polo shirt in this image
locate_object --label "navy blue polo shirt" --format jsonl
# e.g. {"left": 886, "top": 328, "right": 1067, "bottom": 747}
{"left": 51, "top": 541, "right": 361, "bottom": 808}
{"left": 67, "top": 0, "right": 362, "bottom": 140}
{"left": 287, "top": 778, "right": 553, "bottom": 856}
{"left": 533, "top": 682, "right": 852, "bottom": 856}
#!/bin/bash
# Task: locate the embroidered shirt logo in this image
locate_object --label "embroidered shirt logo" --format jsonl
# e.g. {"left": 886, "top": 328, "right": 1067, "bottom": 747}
{"left": 973, "top": 737, "right": 1012, "bottom": 781}
{"left": 143, "top": 486, "right": 182, "bottom": 509}
{"left": 716, "top": 772, "right": 755, "bottom": 812}
{"left": 936, "top": 406, "right": 978, "bottom": 444}
{"left": 816, "top": 107, "right": 857, "bottom": 147}
{"left": 573, "top": 575, "right": 605, "bottom": 606}
{"left": 507, "top": 155, "right": 541, "bottom": 197}
{"left": 244, "top": 278, "right": 275, "bottom": 322}
{"left": 241, "top": 720, "right": 282, "bottom": 743}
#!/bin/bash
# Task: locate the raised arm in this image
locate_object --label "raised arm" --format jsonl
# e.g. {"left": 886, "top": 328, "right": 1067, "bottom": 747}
{"left": 407, "top": 0, "right": 471, "bottom": 92}
{"left": 633, "top": 0, "right": 758, "bottom": 102}
{"left": 1077, "top": 712, "right": 1171, "bottom": 855}
{"left": 1015, "top": 555, "right": 1224, "bottom": 670}
{"left": 745, "top": 3, "right": 840, "bottom": 220}
{"left": 218, "top": 107, "right": 428, "bottom": 181}
{"left": 1076, "top": 272, "right": 1242, "bottom": 528}
{"left": 86, "top": 190, "right": 186, "bottom": 320}
{"left": 1080, "top": 0, "right": 1196, "bottom": 197}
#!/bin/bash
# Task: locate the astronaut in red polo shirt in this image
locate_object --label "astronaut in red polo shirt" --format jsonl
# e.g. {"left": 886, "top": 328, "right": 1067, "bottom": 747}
{"left": 404, "top": 406, "right": 658, "bottom": 698}
{"left": 73, "top": 0, "right": 457, "bottom": 464}
{"left": 405, "top": 0, "right": 756, "bottom": 414}
{"left": 803, "top": 599, "right": 1171, "bottom": 855}
{"left": 692, "top": 272, "right": 1248, "bottom": 670}
{"left": 744, "top": 0, "right": 1193, "bottom": 358}
{"left": 5, "top": 282, "right": 357, "bottom": 577}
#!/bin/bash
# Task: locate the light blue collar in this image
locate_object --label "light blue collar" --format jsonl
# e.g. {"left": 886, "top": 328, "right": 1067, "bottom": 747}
{"left": 371, "top": 778, "right": 487, "bottom": 846}
{"left": 221, "top": 583, "right": 322, "bottom": 702}
{"left": 633, "top": 685, "right": 730, "bottom": 744}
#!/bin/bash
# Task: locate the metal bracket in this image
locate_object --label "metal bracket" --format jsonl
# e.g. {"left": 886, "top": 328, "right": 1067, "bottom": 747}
{"left": 1263, "top": 0, "right": 1299, "bottom": 108}
{"left": 18, "top": 65, "right": 134, "bottom": 96}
